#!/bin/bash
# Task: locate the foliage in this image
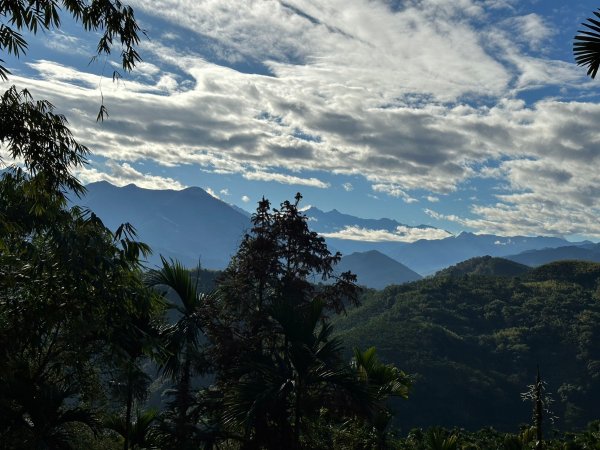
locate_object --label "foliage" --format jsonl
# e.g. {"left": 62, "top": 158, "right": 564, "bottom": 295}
{"left": 435, "top": 256, "right": 530, "bottom": 279}
{"left": 200, "top": 194, "right": 377, "bottom": 448}
{"left": 335, "top": 262, "right": 600, "bottom": 431}
{"left": 574, "top": 8, "right": 600, "bottom": 79}
{"left": 0, "top": 169, "right": 160, "bottom": 448}
{"left": 0, "top": 3, "right": 151, "bottom": 447}
{"left": 145, "top": 257, "right": 211, "bottom": 449}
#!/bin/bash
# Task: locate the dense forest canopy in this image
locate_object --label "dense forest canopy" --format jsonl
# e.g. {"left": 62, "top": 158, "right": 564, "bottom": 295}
{"left": 335, "top": 260, "right": 600, "bottom": 432}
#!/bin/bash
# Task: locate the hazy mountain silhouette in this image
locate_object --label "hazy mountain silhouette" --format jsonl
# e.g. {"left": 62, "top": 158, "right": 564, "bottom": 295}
{"left": 336, "top": 250, "right": 422, "bottom": 289}
{"left": 304, "top": 206, "right": 435, "bottom": 233}
{"left": 326, "top": 232, "right": 580, "bottom": 275}
{"left": 76, "top": 182, "right": 591, "bottom": 273}
{"left": 506, "top": 244, "right": 600, "bottom": 267}
{"left": 76, "top": 181, "right": 250, "bottom": 268}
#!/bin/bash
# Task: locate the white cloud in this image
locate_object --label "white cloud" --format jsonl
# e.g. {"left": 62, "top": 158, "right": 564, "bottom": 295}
{"left": 76, "top": 162, "right": 186, "bottom": 190}
{"left": 243, "top": 170, "right": 330, "bottom": 188}
{"left": 506, "top": 13, "right": 553, "bottom": 51}
{"left": 372, "top": 184, "right": 418, "bottom": 203}
{"left": 220, "top": 188, "right": 230, "bottom": 196}
{"left": 426, "top": 196, "right": 440, "bottom": 203}
{"left": 342, "top": 182, "right": 353, "bottom": 192}
{"left": 205, "top": 187, "right": 221, "bottom": 199}
{"left": 7, "top": 0, "right": 600, "bottom": 238}
{"left": 241, "top": 195, "right": 250, "bottom": 203}
{"left": 321, "top": 225, "right": 453, "bottom": 243}
{"left": 44, "top": 31, "right": 90, "bottom": 56}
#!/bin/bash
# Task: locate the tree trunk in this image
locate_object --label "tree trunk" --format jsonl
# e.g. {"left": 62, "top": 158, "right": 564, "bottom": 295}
{"left": 176, "top": 352, "right": 192, "bottom": 448}
{"left": 535, "top": 367, "right": 543, "bottom": 450}
{"left": 294, "top": 377, "right": 302, "bottom": 450}
{"left": 124, "top": 362, "right": 134, "bottom": 450}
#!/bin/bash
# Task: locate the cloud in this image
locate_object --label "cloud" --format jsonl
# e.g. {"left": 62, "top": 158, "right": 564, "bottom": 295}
{"left": 243, "top": 170, "right": 330, "bottom": 188}
{"left": 7, "top": 0, "right": 600, "bottom": 237}
{"left": 76, "top": 162, "right": 186, "bottom": 190}
{"left": 372, "top": 184, "right": 418, "bottom": 204}
{"left": 241, "top": 195, "right": 250, "bottom": 203}
{"left": 321, "top": 225, "right": 453, "bottom": 243}
{"left": 44, "top": 31, "right": 90, "bottom": 56}
{"left": 342, "top": 182, "right": 353, "bottom": 192}
{"left": 205, "top": 187, "right": 221, "bottom": 199}
{"left": 426, "top": 196, "right": 440, "bottom": 203}
{"left": 220, "top": 188, "right": 230, "bottom": 196}
{"left": 505, "top": 13, "right": 553, "bottom": 51}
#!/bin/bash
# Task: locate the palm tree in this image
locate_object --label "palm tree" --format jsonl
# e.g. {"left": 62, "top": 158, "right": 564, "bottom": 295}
{"left": 105, "top": 409, "right": 159, "bottom": 450}
{"left": 574, "top": 9, "right": 600, "bottom": 78}
{"left": 221, "top": 298, "right": 371, "bottom": 449}
{"left": 145, "top": 257, "right": 209, "bottom": 449}
{"left": 351, "top": 347, "right": 411, "bottom": 449}
{"left": 1, "top": 379, "right": 99, "bottom": 449}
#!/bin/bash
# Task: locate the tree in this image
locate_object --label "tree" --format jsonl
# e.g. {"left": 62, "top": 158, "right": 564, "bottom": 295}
{"left": 1, "top": 0, "right": 142, "bottom": 210}
{"left": 1, "top": 0, "right": 141, "bottom": 120}
{"left": 351, "top": 347, "right": 411, "bottom": 449}
{"left": 107, "top": 285, "right": 163, "bottom": 450}
{"left": 0, "top": 170, "right": 156, "bottom": 447}
{"left": 1, "top": 4, "right": 145, "bottom": 446}
{"left": 145, "top": 257, "right": 211, "bottom": 450}
{"left": 203, "top": 194, "right": 377, "bottom": 449}
{"left": 574, "top": 8, "right": 600, "bottom": 79}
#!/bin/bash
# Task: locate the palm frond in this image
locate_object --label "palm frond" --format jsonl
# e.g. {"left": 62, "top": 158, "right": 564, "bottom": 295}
{"left": 574, "top": 9, "right": 600, "bottom": 78}
{"left": 145, "top": 256, "right": 201, "bottom": 312}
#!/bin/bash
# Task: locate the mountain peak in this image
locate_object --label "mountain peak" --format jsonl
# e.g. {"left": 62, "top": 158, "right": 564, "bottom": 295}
{"left": 337, "top": 250, "right": 422, "bottom": 289}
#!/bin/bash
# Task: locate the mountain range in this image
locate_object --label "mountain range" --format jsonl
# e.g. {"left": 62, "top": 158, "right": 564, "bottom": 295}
{"left": 76, "top": 181, "right": 249, "bottom": 269}
{"left": 75, "top": 182, "right": 595, "bottom": 286}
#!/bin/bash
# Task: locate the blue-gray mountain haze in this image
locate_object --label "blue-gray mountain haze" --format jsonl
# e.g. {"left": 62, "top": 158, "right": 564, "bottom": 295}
{"left": 76, "top": 182, "right": 593, "bottom": 286}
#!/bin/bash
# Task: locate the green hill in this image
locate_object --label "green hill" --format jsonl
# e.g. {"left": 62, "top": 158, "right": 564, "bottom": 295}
{"left": 335, "top": 261, "right": 600, "bottom": 432}
{"left": 507, "top": 244, "right": 600, "bottom": 267}
{"left": 435, "top": 255, "right": 531, "bottom": 278}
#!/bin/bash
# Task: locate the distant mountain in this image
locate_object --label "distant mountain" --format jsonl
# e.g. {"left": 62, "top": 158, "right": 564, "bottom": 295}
{"left": 389, "top": 233, "right": 588, "bottom": 275}
{"left": 325, "top": 232, "right": 581, "bottom": 275}
{"left": 304, "top": 206, "right": 434, "bottom": 233}
{"left": 336, "top": 250, "right": 422, "bottom": 289}
{"left": 75, "top": 181, "right": 250, "bottom": 269}
{"left": 506, "top": 244, "right": 600, "bottom": 267}
{"left": 435, "top": 256, "right": 530, "bottom": 278}
{"left": 229, "top": 204, "right": 252, "bottom": 218}
{"left": 75, "top": 182, "right": 594, "bottom": 274}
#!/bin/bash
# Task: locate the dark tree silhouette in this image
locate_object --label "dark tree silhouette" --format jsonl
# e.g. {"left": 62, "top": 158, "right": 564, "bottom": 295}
{"left": 574, "top": 8, "right": 600, "bottom": 78}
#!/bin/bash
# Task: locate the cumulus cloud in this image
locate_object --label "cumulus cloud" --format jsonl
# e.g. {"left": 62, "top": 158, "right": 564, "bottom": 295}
{"left": 7, "top": 0, "right": 600, "bottom": 237}
{"left": 76, "top": 162, "right": 186, "bottom": 190}
{"left": 241, "top": 195, "right": 250, "bottom": 203}
{"left": 321, "top": 225, "right": 453, "bottom": 243}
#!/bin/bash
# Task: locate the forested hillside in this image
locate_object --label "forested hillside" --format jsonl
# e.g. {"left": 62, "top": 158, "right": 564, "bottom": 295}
{"left": 335, "top": 262, "right": 600, "bottom": 431}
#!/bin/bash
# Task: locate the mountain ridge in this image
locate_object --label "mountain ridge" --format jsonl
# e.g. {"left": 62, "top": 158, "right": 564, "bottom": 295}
{"left": 336, "top": 250, "right": 422, "bottom": 289}
{"left": 76, "top": 182, "right": 595, "bottom": 277}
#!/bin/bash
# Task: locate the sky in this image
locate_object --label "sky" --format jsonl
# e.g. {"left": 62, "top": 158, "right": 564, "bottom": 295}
{"left": 3, "top": 0, "right": 600, "bottom": 241}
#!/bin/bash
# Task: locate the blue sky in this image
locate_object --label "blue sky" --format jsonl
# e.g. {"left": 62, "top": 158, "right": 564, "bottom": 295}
{"left": 4, "top": 0, "right": 600, "bottom": 240}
